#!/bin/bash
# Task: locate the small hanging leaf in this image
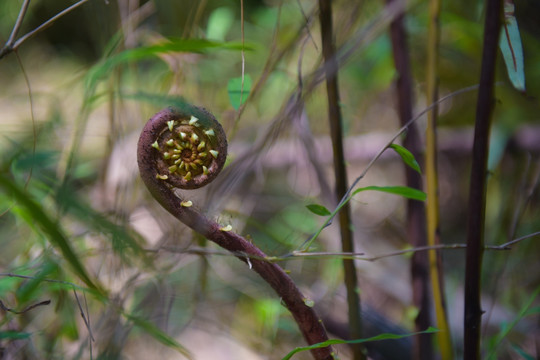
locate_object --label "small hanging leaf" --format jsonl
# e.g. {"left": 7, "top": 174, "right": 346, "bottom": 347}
{"left": 499, "top": 1, "right": 525, "bottom": 92}
{"left": 306, "top": 204, "right": 332, "bottom": 216}
{"left": 352, "top": 185, "right": 427, "bottom": 202}
{"left": 390, "top": 144, "right": 421, "bottom": 174}
{"left": 227, "top": 74, "right": 252, "bottom": 110}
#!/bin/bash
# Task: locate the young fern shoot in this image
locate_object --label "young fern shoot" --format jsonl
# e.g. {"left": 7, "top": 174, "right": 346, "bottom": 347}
{"left": 137, "top": 106, "right": 334, "bottom": 360}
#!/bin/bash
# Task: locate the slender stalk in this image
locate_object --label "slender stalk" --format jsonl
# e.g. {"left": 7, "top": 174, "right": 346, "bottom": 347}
{"left": 318, "top": 1, "right": 364, "bottom": 358}
{"left": 425, "top": 0, "right": 454, "bottom": 358}
{"left": 464, "top": 0, "right": 503, "bottom": 359}
{"left": 387, "top": 1, "right": 433, "bottom": 358}
{"left": 138, "top": 107, "right": 333, "bottom": 360}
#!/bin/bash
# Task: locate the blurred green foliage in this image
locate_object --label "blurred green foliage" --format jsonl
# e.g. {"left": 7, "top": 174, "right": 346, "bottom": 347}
{"left": 0, "top": 0, "right": 538, "bottom": 359}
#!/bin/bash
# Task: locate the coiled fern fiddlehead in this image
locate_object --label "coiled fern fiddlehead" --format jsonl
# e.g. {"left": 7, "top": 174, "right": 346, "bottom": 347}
{"left": 137, "top": 106, "right": 333, "bottom": 360}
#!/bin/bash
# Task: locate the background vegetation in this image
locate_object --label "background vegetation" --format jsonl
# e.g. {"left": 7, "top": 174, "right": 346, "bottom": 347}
{"left": 0, "top": 0, "right": 539, "bottom": 359}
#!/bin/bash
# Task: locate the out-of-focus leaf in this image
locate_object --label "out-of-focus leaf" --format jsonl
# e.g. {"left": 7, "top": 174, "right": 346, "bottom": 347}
{"left": 124, "top": 312, "right": 193, "bottom": 359}
{"left": 86, "top": 38, "right": 254, "bottom": 92}
{"left": 486, "top": 285, "right": 540, "bottom": 359}
{"left": 0, "top": 331, "right": 32, "bottom": 340}
{"left": 352, "top": 186, "right": 427, "bottom": 202}
{"left": 390, "top": 144, "right": 421, "bottom": 174}
{"left": 254, "top": 299, "right": 282, "bottom": 337}
{"left": 207, "top": 7, "right": 235, "bottom": 41}
{"left": 121, "top": 92, "right": 188, "bottom": 109}
{"left": 281, "top": 327, "right": 438, "bottom": 360}
{"left": 499, "top": 1, "right": 525, "bottom": 92}
{"left": 511, "top": 343, "right": 535, "bottom": 360}
{"left": 306, "top": 204, "right": 332, "bottom": 216}
{"left": 524, "top": 306, "right": 540, "bottom": 316}
{"left": 488, "top": 126, "right": 509, "bottom": 170}
{"left": 16, "top": 261, "right": 58, "bottom": 303}
{"left": 0, "top": 174, "right": 99, "bottom": 291}
{"left": 55, "top": 183, "right": 147, "bottom": 264}
{"left": 227, "top": 75, "right": 252, "bottom": 110}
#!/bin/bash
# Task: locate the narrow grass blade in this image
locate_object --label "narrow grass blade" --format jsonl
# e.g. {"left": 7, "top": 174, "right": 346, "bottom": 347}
{"left": 281, "top": 327, "right": 438, "bottom": 360}
{"left": 0, "top": 174, "right": 99, "bottom": 291}
{"left": 123, "top": 311, "right": 193, "bottom": 359}
{"left": 0, "top": 331, "right": 32, "bottom": 340}
{"left": 86, "top": 39, "right": 252, "bottom": 92}
{"left": 352, "top": 185, "right": 427, "bottom": 202}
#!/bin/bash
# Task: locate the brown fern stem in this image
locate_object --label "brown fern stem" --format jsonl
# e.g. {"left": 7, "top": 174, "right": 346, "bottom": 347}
{"left": 137, "top": 106, "right": 333, "bottom": 360}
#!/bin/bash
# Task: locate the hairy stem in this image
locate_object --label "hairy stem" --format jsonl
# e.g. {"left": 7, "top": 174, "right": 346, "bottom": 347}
{"left": 138, "top": 107, "right": 333, "bottom": 360}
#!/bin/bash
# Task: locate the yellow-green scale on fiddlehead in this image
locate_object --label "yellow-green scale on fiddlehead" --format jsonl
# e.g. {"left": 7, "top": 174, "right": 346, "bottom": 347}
{"left": 145, "top": 106, "right": 227, "bottom": 189}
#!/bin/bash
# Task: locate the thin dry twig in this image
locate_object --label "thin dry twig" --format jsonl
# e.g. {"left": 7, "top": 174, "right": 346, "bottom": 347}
{"left": 148, "top": 229, "right": 539, "bottom": 262}
{"left": 6, "top": 0, "right": 31, "bottom": 47}
{"left": 0, "top": 0, "right": 95, "bottom": 60}
{"left": 0, "top": 273, "right": 87, "bottom": 290}
{"left": 73, "top": 289, "right": 95, "bottom": 342}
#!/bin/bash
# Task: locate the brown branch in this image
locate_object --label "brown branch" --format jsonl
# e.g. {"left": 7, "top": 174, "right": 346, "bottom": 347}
{"left": 0, "top": 299, "right": 51, "bottom": 315}
{"left": 137, "top": 107, "right": 333, "bottom": 360}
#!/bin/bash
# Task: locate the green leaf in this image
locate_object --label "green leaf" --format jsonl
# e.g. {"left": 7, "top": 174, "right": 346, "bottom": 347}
{"left": 390, "top": 144, "right": 421, "bottom": 174}
{"left": 16, "top": 261, "right": 58, "bottom": 303}
{"left": 511, "top": 343, "right": 535, "bottom": 360}
{"left": 227, "top": 74, "right": 252, "bottom": 110}
{"left": 124, "top": 312, "right": 192, "bottom": 359}
{"left": 306, "top": 204, "right": 331, "bottom": 216}
{"left": 55, "top": 183, "right": 147, "bottom": 264}
{"left": 86, "top": 38, "right": 252, "bottom": 92}
{"left": 207, "top": 7, "right": 235, "bottom": 41}
{"left": 486, "top": 285, "right": 540, "bottom": 358}
{"left": 0, "top": 331, "right": 32, "bottom": 340}
{"left": 120, "top": 92, "right": 189, "bottom": 109}
{"left": 352, "top": 186, "right": 427, "bottom": 202}
{"left": 499, "top": 1, "right": 525, "bottom": 92}
{"left": 0, "top": 174, "right": 100, "bottom": 292}
{"left": 524, "top": 306, "right": 540, "bottom": 316}
{"left": 281, "top": 327, "right": 438, "bottom": 360}
{"left": 300, "top": 185, "right": 426, "bottom": 251}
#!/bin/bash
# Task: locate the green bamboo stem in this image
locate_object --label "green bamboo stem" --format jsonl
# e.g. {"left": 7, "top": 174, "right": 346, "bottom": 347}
{"left": 425, "top": 0, "right": 454, "bottom": 358}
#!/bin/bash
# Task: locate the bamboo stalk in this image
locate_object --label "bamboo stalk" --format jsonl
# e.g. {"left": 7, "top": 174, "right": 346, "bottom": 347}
{"left": 464, "top": 1, "right": 503, "bottom": 359}
{"left": 387, "top": 1, "right": 433, "bottom": 358}
{"left": 318, "top": 0, "right": 364, "bottom": 358}
{"left": 425, "top": 0, "right": 455, "bottom": 358}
